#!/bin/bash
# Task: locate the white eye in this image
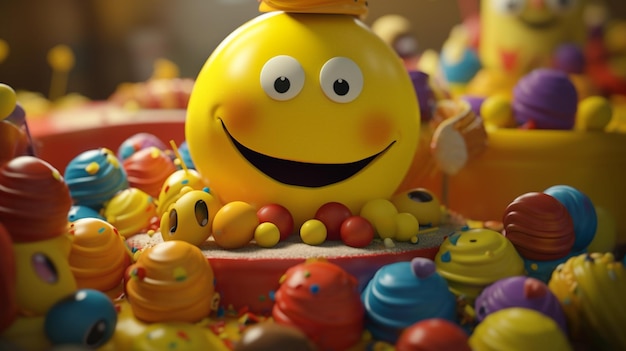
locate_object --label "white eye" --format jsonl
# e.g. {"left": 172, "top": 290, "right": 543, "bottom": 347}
{"left": 319, "top": 57, "right": 363, "bottom": 103}
{"left": 546, "top": 0, "right": 578, "bottom": 13}
{"left": 260, "top": 55, "right": 305, "bottom": 101}
{"left": 492, "top": 0, "right": 526, "bottom": 15}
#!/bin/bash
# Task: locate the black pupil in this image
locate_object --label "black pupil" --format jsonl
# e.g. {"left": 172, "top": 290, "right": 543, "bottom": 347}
{"left": 195, "top": 200, "right": 209, "bottom": 227}
{"left": 408, "top": 190, "right": 433, "bottom": 202}
{"left": 507, "top": 0, "right": 520, "bottom": 10}
{"left": 274, "top": 77, "right": 290, "bottom": 93}
{"left": 333, "top": 79, "right": 349, "bottom": 96}
{"left": 85, "top": 319, "right": 108, "bottom": 346}
{"left": 169, "top": 209, "right": 178, "bottom": 235}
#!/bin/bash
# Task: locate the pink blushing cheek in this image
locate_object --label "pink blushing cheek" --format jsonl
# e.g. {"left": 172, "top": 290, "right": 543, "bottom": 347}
{"left": 220, "top": 98, "right": 259, "bottom": 137}
{"left": 360, "top": 113, "right": 394, "bottom": 149}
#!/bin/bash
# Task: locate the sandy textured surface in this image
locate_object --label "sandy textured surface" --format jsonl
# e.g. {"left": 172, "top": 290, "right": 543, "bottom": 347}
{"left": 126, "top": 224, "right": 461, "bottom": 259}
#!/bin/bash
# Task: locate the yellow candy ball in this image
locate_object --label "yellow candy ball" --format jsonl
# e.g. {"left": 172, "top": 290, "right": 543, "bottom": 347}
{"left": 480, "top": 93, "right": 513, "bottom": 128}
{"left": 575, "top": 95, "right": 612, "bottom": 131}
{"left": 300, "top": 219, "right": 327, "bottom": 246}
{"left": 395, "top": 212, "right": 419, "bottom": 242}
{"left": 0, "top": 39, "right": 8, "bottom": 63}
{"left": 0, "top": 83, "right": 17, "bottom": 120}
{"left": 360, "top": 198, "right": 398, "bottom": 239}
{"left": 212, "top": 201, "right": 258, "bottom": 249}
{"left": 254, "top": 222, "right": 281, "bottom": 248}
{"left": 47, "top": 44, "right": 75, "bottom": 72}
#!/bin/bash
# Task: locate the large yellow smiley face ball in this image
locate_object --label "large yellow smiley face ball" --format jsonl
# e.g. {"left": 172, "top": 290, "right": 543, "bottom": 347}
{"left": 186, "top": 12, "right": 420, "bottom": 227}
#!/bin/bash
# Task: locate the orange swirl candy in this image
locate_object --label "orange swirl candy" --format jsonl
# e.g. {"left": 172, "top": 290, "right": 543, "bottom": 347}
{"left": 259, "top": 0, "right": 368, "bottom": 17}
{"left": 0, "top": 156, "right": 71, "bottom": 242}
{"left": 503, "top": 192, "right": 575, "bottom": 261}
{"left": 272, "top": 259, "right": 364, "bottom": 351}
{"left": 68, "top": 218, "right": 132, "bottom": 296}
{"left": 123, "top": 146, "right": 177, "bottom": 199}
{"left": 548, "top": 252, "right": 626, "bottom": 349}
{"left": 103, "top": 187, "right": 158, "bottom": 238}
{"left": 124, "top": 240, "right": 216, "bottom": 323}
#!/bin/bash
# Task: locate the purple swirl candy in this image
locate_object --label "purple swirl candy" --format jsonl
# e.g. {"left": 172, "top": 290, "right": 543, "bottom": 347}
{"left": 474, "top": 276, "right": 567, "bottom": 333}
{"left": 409, "top": 70, "right": 435, "bottom": 121}
{"left": 512, "top": 68, "right": 578, "bottom": 130}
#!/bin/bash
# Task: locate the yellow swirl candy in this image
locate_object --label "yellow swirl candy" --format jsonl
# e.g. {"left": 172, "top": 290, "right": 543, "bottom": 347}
{"left": 549, "top": 252, "right": 626, "bottom": 349}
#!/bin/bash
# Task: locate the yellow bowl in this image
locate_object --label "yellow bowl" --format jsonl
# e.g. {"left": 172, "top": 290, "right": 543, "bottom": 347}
{"left": 416, "top": 128, "right": 626, "bottom": 244}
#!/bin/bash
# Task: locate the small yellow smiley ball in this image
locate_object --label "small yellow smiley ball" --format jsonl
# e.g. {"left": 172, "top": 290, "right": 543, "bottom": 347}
{"left": 300, "top": 219, "right": 327, "bottom": 246}
{"left": 186, "top": 12, "right": 420, "bottom": 228}
{"left": 254, "top": 222, "right": 281, "bottom": 248}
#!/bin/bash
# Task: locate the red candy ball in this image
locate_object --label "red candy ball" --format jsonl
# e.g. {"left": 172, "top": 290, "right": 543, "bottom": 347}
{"left": 396, "top": 318, "right": 471, "bottom": 351}
{"left": 257, "top": 204, "right": 294, "bottom": 241}
{"left": 315, "top": 202, "right": 353, "bottom": 241}
{"left": 340, "top": 216, "right": 374, "bottom": 248}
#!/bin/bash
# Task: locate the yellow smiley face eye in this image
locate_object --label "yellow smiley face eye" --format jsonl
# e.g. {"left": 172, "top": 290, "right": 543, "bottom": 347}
{"left": 319, "top": 57, "right": 363, "bottom": 103}
{"left": 492, "top": 0, "right": 526, "bottom": 15}
{"left": 545, "top": 0, "right": 578, "bottom": 13}
{"left": 260, "top": 55, "right": 305, "bottom": 101}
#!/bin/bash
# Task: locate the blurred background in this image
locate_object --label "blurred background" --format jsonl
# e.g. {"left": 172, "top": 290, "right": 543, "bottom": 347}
{"left": 0, "top": 0, "right": 624, "bottom": 100}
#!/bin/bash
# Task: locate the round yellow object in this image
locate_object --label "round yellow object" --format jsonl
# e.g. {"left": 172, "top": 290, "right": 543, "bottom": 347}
{"left": 185, "top": 12, "right": 420, "bottom": 228}
{"left": 212, "top": 201, "right": 258, "bottom": 249}
{"left": 47, "top": 44, "right": 75, "bottom": 72}
{"left": 254, "top": 222, "right": 281, "bottom": 248}
{"left": 575, "top": 95, "right": 612, "bottom": 131}
{"left": 359, "top": 198, "right": 398, "bottom": 239}
{"left": 0, "top": 39, "right": 8, "bottom": 63}
{"left": 469, "top": 308, "right": 572, "bottom": 351}
{"left": 394, "top": 212, "right": 419, "bottom": 242}
{"left": 300, "top": 219, "right": 327, "bottom": 246}
{"left": 480, "top": 93, "right": 513, "bottom": 128}
{"left": 0, "top": 83, "right": 17, "bottom": 120}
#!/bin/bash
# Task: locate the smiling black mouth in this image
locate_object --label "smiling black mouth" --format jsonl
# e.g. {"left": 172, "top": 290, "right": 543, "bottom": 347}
{"left": 221, "top": 120, "right": 394, "bottom": 188}
{"left": 518, "top": 17, "right": 558, "bottom": 30}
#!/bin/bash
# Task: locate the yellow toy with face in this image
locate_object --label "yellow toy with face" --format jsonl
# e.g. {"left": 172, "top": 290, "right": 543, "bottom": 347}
{"left": 186, "top": 11, "right": 420, "bottom": 227}
{"left": 480, "top": 0, "right": 586, "bottom": 78}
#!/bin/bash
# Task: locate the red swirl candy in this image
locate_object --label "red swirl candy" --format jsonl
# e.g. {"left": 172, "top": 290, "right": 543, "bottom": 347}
{"left": 272, "top": 259, "right": 364, "bottom": 351}
{"left": 503, "top": 192, "right": 575, "bottom": 261}
{"left": 0, "top": 156, "right": 72, "bottom": 242}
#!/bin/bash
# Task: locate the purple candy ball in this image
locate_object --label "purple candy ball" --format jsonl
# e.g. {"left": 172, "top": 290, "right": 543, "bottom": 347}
{"left": 409, "top": 70, "right": 435, "bottom": 121}
{"left": 475, "top": 276, "right": 568, "bottom": 333}
{"left": 512, "top": 68, "right": 578, "bottom": 130}
{"left": 554, "top": 44, "right": 586, "bottom": 75}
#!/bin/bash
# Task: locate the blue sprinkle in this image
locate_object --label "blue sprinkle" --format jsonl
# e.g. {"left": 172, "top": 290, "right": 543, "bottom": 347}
{"left": 440, "top": 251, "right": 451, "bottom": 263}
{"left": 268, "top": 290, "right": 276, "bottom": 301}
{"left": 181, "top": 179, "right": 189, "bottom": 185}
{"left": 310, "top": 284, "right": 320, "bottom": 294}
{"left": 448, "top": 233, "right": 460, "bottom": 245}
{"left": 98, "top": 227, "right": 106, "bottom": 234}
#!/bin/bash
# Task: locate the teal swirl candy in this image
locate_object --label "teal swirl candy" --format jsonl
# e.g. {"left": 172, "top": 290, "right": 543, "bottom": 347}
{"left": 64, "top": 148, "right": 128, "bottom": 210}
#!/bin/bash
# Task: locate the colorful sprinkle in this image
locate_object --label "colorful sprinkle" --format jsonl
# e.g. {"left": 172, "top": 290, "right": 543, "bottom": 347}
{"left": 310, "top": 284, "right": 320, "bottom": 294}
{"left": 85, "top": 161, "right": 100, "bottom": 175}
{"left": 440, "top": 250, "right": 451, "bottom": 263}
{"left": 173, "top": 266, "right": 187, "bottom": 281}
